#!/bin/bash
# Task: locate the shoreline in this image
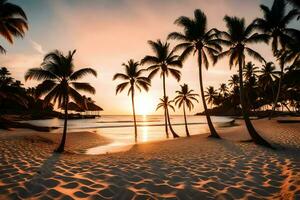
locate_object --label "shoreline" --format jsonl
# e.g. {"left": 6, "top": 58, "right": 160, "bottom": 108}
{"left": 0, "top": 129, "right": 112, "bottom": 154}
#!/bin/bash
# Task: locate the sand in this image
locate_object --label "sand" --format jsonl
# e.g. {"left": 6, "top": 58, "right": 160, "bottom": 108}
{"left": 0, "top": 118, "right": 299, "bottom": 199}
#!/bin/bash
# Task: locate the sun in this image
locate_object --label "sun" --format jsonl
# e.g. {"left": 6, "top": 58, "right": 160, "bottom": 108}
{"left": 135, "top": 94, "right": 155, "bottom": 116}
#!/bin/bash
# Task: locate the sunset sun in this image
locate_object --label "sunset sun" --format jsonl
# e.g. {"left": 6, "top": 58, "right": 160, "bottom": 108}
{"left": 135, "top": 94, "right": 155, "bottom": 116}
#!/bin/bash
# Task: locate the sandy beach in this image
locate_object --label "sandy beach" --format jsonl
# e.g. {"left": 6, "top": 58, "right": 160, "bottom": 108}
{"left": 0, "top": 118, "right": 299, "bottom": 199}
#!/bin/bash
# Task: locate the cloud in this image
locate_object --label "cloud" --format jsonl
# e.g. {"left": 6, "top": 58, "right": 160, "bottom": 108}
{"left": 29, "top": 39, "right": 45, "bottom": 55}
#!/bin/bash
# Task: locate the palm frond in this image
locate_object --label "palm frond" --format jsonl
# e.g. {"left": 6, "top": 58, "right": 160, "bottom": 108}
{"left": 35, "top": 80, "right": 57, "bottom": 98}
{"left": 71, "top": 82, "right": 96, "bottom": 94}
{"left": 69, "top": 68, "right": 97, "bottom": 81}
{"left": 168, "top": 68, "right": 181, "bottom": 81}
{"left": 25, "top": 68, "right": 58, "bottom": 81}
{"left": 113, "top": 73, "right": 129, "bottom": 80}
{"left": 115, "top": 82, "right": 129, "bottom": 94}
{"left": 141, "top": 56, "right": 159, "bottom": 65}
{"left": 167, "top": 32, "right": 188, "bottom": 41}
{"left": 245, "top": 47, "right": 265, "bottom": 63}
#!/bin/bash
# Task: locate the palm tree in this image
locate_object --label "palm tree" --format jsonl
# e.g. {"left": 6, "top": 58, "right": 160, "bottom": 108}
{"left": 259, "top": 62, "right": 279, "bottom": 87}
{"left": 228, "top": 74, "right": 239, "bottom": 88}
{"left": 168, "top": 9, "right": 222, "bottom": 138}
{"left": 25, "top": 50, "right": 97, "bottom": 153}
{"left": 254, "top": 0, "right": 299, "bottom": 118}
{"left": 243, "top": 62, "right": 259, "bottom": 81}
{"left": 156, "top": 96, "right": 177, "bottom": 135}
{"left": 141, "top": 40, "right": 181, "bottom": 138}
{"left": 219, "top": 83, "right": 229, "bottom": 98}
{"left": 0, "top": 0, "right": 28, "bottom": 54}
{"left": 258, "top": 62, "right": 279, "bottom": 107}
{"left": 216, "top": 16, "right": 273, "bottom": 148}
{"left": 174, "top": 84, "right": 199, "bottom": 136}
{"left": 284, "top": 31, "right": 300, "bottom": 66}
{"left": 0, "top": 68, "right": 27, "bottom": 107}
{"left": 113, "top": 59, "right": 151, "bottom": 143}
{"left": 204, "top": 86, "right": 217, "bottom": 108}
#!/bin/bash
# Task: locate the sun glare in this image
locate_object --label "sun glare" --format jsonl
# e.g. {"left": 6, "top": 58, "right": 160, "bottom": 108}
{"left": 135, "top": 95, "right": 155, "bottom": 116}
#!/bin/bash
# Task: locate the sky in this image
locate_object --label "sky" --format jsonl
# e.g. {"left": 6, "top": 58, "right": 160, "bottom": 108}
{"left": 0, "top": 0, "right": 299, "bottom": 115}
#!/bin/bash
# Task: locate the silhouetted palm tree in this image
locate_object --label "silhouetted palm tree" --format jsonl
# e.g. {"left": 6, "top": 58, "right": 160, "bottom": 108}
{"left": 25, "top": 50, "right": 97, "bottom": 153}
{"left": 284, "top": 31, "right": 300, "bottom": 66}
{"left": 243, "top": 62, "right": 259, "bottom": 81}
{"left": 205, "top": 86, "right": 217, "bottom": 108}
{"left": 216, "top": 16, "right": 273, "bottom": 148}
{"left": 156, "top": 96, "right": 177, "bottom": 133}
{"left": 228, "top": 74, "right": 239, "bottom": 88}
{"left": 254, "top": 0, "right": 299, "bottom": 118}
{"left": 113, "top": 59, "right": 151, "bottom": 143}
{"left": 0, "top": 0, "right": 28, "bottom": 53}
{"left": 219, "top": 83, "right": 229, "bottom": 98}
{"left": 258, "top": 62, "right": 279, "bottom": 92}
{"left": 168, "top": 9, "right": 222, "bottom": 138}
{"left": 0, "top": 68, "right": 27, "bottom": 107}
{"left": 141, "top": 40, "right": 181, "bottom": 138}
{"left": 174, "top": 84, "right": 199, "bottom": 136}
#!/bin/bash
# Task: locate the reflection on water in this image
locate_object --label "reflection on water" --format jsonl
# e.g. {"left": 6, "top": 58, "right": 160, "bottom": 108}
{"left": 24, "top": 115, "right": 234, "bottom": 154}
{"left": 141, "top": 126, "right": 149, "bottom": 142}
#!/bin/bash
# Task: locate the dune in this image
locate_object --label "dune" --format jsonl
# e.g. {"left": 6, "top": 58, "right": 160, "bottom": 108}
{"left": 0, "top": 118, "right": 299, "bottom": 199}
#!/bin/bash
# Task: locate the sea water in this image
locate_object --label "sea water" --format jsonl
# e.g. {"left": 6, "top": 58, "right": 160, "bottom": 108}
{"left": 24, "top": 115, "right": 233, "bottom": 154}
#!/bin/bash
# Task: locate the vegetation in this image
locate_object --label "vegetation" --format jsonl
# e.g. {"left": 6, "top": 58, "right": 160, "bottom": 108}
{"left": 0, "top": 0, "right": 28, "bottom": 53}
{"left": 215, "top": 15, "right": 273, "bottom": 148}
{"left": 113, "top": 59, "right": 151, "bottom": 143}
{"left": 141, "top": 40, "right": 181, "bottom": 138}
{"left": 0, "top": 67, "right": 55, "bottom": 115}
{"left": 156, "top": 96, "right": 177, "bottom": 134}
{"left": 25, "top": 50, "right": 97, "bottom": 153}
{"left": 254, "top": 0, "right": 299, "bottom": 119}
{"left": 168, "top": 9, "right": 222, "bottom": 139}
{"left": 174, "top": 84, "right": 199, "bottom": 136}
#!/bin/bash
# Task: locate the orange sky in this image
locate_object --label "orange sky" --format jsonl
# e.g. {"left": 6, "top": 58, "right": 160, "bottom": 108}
{"left": 1, "top": 0, "right": 298, "bottom": 115}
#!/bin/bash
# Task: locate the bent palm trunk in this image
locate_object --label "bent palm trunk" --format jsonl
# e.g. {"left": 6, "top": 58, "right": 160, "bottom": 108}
{"left": 183, "top": 103, "right": 190, "bottom": 137}
{"left": 56, "top": 96, "right": 69, "bottom": 153}
{"left": 198, "top": 53, "right": 220, "bottom": 138}
{"left": 166, "top": 108, "right": 180, "bottom": 138}
{"left": 131, "top": 85, "right": 138, "bottom": 143}
{"left": 238, "top": 58, "right": 273, "bottom": 148}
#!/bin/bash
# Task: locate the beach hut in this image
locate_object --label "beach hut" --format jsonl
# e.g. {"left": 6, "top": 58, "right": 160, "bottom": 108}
{"left": 67, "top": 102, "right": 85, "bottom": 113}
{"left": 85, "top": 102, "right": 103, "bottom": 117}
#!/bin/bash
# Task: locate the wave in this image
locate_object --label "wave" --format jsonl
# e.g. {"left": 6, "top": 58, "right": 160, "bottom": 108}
{"left": 96, "top": 120, "right": 161, "bottom": 124}
{"left": 69, "top": 121, "right": 231, "bottom": 129}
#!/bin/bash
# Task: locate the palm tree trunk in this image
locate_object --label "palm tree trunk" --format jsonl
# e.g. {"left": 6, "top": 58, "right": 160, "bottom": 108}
{"left": 197, "top": 52, "right": 220, "bottom": 138}
{"left": 162, "top": 73, "right": 169, "bottom": 138}
{"left": 162, "top": 73, "right": 179, "bottom": 138}
{"left": 166, "top": 107, "right": 180, "bottom": 138}
{"left": 183, "top": 103, "right": 190, "bottom": 137}
{"left": 56, "top": 96, "right": 69, "bottom": 153}
{"left": 131, "top": 85, "right": 138, "bottom": 143}
{"left": 270, "top": 61, "right": 284, "bottom": 119}
{"left": 238, "top": 58, "right": 273, "bottom": 148}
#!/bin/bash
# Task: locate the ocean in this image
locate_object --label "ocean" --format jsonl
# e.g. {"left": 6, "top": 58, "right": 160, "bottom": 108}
{"left": 24, "top": 115, "right": 233, "bottom": 154}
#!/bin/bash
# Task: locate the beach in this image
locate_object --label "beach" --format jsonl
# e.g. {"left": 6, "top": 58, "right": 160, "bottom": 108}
{"left": 0, "top": 118, "right": 299, "bottom": 199}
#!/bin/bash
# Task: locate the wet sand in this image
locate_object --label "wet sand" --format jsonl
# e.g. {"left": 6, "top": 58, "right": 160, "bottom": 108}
{"left": 0, "top": 118, "right": 299, "bottom": 199}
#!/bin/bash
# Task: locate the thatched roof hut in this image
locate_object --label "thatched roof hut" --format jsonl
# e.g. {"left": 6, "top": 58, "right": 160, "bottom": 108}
{"left": 67, "top": 102, "right": 85, "bottom": 112}
{"left": 86, "top": 102, "right": 103, "bottom": 111}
